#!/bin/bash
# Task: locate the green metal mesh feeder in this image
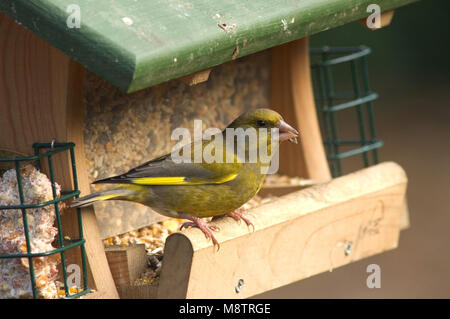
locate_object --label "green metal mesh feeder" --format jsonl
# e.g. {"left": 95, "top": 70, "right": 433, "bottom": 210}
{"left": 311, "top": 45, "right": 383, "bottom": 177}
{"left": 0, "top": 142, "right": 89, "bottom": 299}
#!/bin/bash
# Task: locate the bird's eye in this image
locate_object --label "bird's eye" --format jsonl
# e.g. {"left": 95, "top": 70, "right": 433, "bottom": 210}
{"left": 257, "top": 120, "right": 267, "bottom": 127}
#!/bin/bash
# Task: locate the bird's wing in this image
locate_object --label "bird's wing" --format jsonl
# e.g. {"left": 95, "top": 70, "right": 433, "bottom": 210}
{"left": 93, "top": 142, "right": 242, "bottom": 186}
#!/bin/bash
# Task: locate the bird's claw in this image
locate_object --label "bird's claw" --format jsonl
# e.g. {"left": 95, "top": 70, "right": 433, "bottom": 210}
{"left": 227, "top": 208, "right": 255, "bottom": 232}
{"left": 179, "top": 222, "right": 195, "bottom": 231}
{"left": 178, "top": 214, "right": 220, "bottom": 250}
{"left": 180, "top": 221, "right": 220, "bottom": 232}
{"left": 208, "top": 224, "right": 220, "bottom": 232}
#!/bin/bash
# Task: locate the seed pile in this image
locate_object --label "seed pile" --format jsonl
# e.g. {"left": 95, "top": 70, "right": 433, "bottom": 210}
{"left": 103, "top": 219, "right": 182, "bottom": 286}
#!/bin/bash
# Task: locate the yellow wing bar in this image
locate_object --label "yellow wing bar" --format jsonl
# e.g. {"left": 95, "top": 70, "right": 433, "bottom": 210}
{"left": 131, "top": 173, "right": 238, "bottom": 186}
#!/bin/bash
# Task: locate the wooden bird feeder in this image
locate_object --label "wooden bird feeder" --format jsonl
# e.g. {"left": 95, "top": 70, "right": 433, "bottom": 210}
{"left": 0, "top": 0, "right": 416, "bottom": 299}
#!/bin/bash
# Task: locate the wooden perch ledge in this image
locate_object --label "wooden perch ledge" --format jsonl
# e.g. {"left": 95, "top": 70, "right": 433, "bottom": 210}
{"left": 157, "top": 162, "right": 408, "bottom": 298}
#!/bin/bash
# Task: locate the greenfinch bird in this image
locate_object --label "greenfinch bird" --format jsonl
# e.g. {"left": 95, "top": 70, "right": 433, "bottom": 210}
{"left": 71, "top": 108, "right": 298, "bottom": 247}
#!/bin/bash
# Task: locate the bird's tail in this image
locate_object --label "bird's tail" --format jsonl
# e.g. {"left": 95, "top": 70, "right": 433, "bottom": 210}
{"left": 70, "top": 188, "right": 135, "bottom": 208}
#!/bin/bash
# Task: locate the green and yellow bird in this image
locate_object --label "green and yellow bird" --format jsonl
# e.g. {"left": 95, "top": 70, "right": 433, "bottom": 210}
{"left": 71, "top": 108, "right": 298, "bottom": 246}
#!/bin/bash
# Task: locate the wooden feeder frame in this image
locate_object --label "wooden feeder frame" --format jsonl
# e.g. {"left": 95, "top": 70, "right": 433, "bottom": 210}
{"left": 0, "top": 1, "right": 414, "bottom": 299}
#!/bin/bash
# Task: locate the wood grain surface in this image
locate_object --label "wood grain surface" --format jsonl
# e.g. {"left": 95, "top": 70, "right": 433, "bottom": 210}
{"left": 0, "top": 12, "right": 118, "bottom": 298}
{"left": 271, "top": 37, "right": 332, "bottom": 181}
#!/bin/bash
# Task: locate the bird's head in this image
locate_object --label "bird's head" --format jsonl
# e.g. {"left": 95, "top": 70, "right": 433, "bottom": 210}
{"left": 227, "top": 108, "right": 299, "bottom": 143}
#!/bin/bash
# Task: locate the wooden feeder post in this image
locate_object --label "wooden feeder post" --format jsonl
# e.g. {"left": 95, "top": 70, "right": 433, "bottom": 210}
{"left": 0, "top": 12, "right": 118, "bottom": 298}
{"left": 271, "top": 37, "right": 332, "bottom": 182}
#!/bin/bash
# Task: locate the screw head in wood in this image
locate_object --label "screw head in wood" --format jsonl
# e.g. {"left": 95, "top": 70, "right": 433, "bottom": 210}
{"left": 235, "top": 279, "right": 244, "bottom": 293}
{"left": 344, "top": 241, "right": 353, "bottom": 256}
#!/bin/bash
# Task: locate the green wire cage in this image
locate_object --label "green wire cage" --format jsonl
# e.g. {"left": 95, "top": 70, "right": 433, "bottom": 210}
{"left": 0, "top": 142, "right": 90, "bottom": 299}
{"left": 311, "top": 45, "right": 383, "bottom": 177}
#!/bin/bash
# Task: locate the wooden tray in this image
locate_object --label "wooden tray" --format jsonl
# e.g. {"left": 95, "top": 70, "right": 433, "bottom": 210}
{"left": 111, "top": 162, "right": 407, "bottom": 298}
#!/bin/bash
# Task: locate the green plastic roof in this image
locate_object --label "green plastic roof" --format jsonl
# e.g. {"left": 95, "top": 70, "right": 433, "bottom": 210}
{"left": 1, "top": 0, "right": 416, "bottom": 92}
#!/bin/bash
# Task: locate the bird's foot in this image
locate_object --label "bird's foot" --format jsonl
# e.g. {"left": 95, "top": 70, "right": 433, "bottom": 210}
{"left": 178, "top": 214, "right": 220, "bottom": 250}
{"left": 227, "top": 208, "right": 254, "bottom": 232}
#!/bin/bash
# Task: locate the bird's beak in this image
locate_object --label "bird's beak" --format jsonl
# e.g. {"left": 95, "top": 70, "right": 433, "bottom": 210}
{"left": 277, "top": 120, "right": 299, "bottom": 144}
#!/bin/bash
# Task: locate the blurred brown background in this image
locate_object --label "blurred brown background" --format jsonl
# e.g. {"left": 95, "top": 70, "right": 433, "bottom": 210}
{"left": 257, "top": 0, "right": 450, "bottom": 298}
